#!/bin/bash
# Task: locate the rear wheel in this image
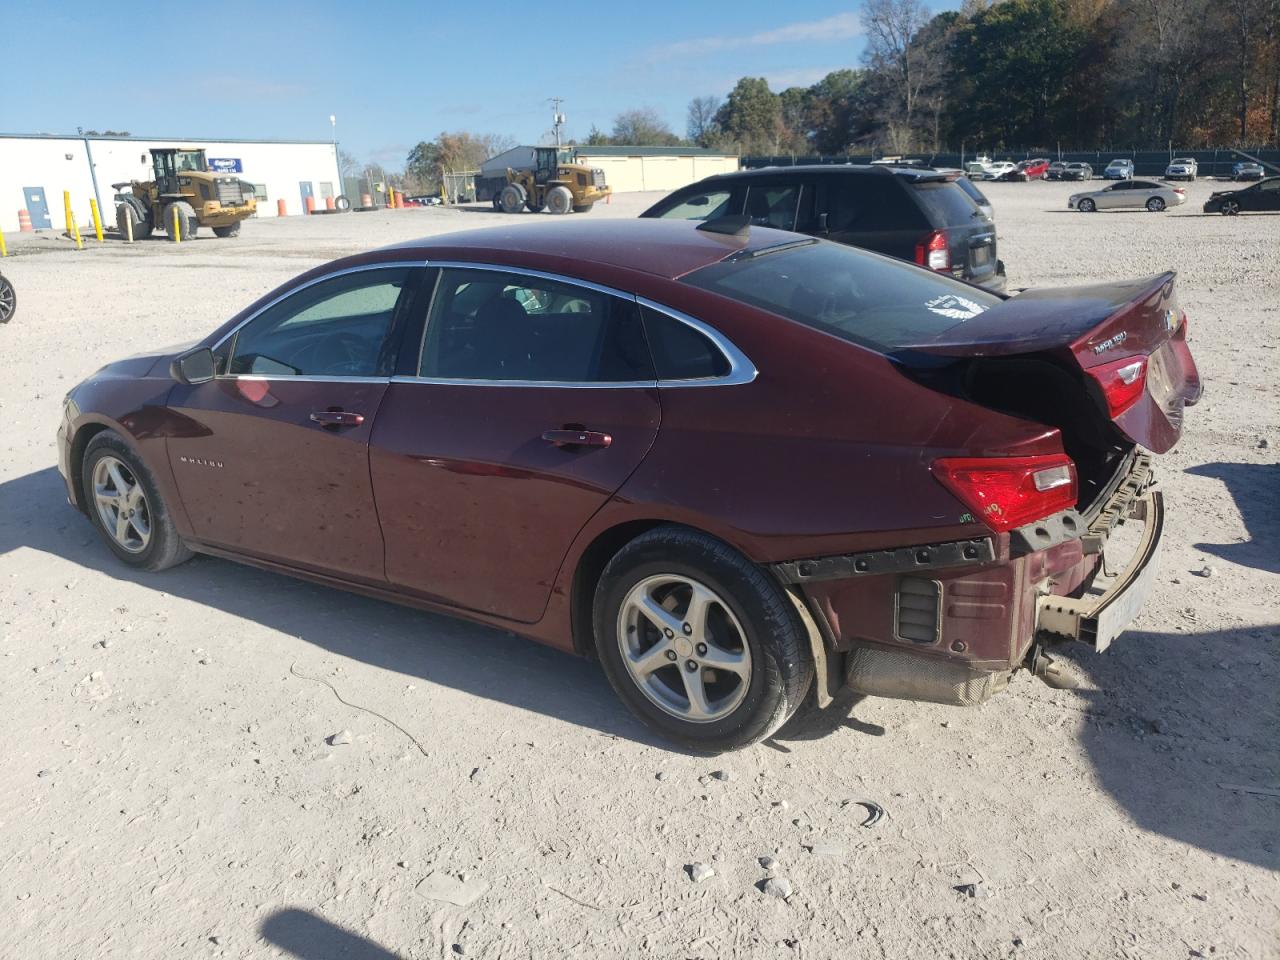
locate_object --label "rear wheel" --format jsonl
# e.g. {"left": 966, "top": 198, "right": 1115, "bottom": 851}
{"left": 213, "top": 222, "right": 241, "bottom": 237}
{"left": 81, "top": 431, "right": 192, "bottom": 571}
{"left": 1221, "top": 200, "right": 1240, "bottom": 216}
{"left": 499, "top": 184, "right": 526, "bottom": 214}
{"left": 1146, "top": 196, "right": 1165, "bottom": 212}
{"left": 546, "top": 185, "right": 573, "bottom": 215}
{"left": 0, "top": 274, "right": 14, "bottom": 324}
{"left": 1078, "top": 198, "right": 1096, "bottom": 212}
{"left": 594, "top": 526, "right": 813, "bottom": 752}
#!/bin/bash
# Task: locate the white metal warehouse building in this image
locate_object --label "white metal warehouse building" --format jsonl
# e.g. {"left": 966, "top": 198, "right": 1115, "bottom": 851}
{"left": 0, "top": 133, "right": 342, "bottom": 234}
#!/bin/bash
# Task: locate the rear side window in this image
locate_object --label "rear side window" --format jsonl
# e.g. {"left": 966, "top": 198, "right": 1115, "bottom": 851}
{"left": 683, "top": 240, "right": 1001, "bottom": 355}
{"left": 420, "top": 269, "right": 653, "bottom": 382}
{"left": 640, "top": 306, "right": 730, "bottom": 380}
{"left": 909, "top": 181, "right": 980, "bottom": 226}
{"left": 825, "top": 176, "right": 925, "bottom": 232}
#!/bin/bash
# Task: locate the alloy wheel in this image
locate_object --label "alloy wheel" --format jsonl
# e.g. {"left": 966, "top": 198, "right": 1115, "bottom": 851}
{"left": 617, "top": 574, "right": 752, "bottom": 723}
{"left": 1222, "top": 201, "right": 1239, "bottom": 216}
{"left": 92, "top": 455, "right": 151, "bottom": 553}
{"left": 0, "top": 278, "right": 13, "bottom": 324}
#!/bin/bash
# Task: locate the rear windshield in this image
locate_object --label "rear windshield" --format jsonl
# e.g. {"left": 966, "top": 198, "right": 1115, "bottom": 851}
{"left": 909, "top": 180, "right": 980, "bottom": 226}
{"left": 683, "top": 240, "right": 1001, "bottom": 355}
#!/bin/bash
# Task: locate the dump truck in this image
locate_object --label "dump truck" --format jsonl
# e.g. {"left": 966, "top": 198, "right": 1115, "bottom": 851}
{"left": 113, "top": 148, "right": 257, "bottom": 241}
{"left": 495, "top": 146, "right": 609, "bottom": 214}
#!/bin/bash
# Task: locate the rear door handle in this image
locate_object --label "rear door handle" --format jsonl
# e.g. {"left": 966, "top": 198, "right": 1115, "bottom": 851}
{"left": 310, "top": 410, "right": 365, "bottom": 428}
{"left": 541, "top": 429, "right": 612, "bottom": 448}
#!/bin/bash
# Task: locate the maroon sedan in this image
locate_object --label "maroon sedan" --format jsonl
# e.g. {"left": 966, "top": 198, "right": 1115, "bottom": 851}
{"left": 57, "top": 219, "right": 1200, "bottom": 751}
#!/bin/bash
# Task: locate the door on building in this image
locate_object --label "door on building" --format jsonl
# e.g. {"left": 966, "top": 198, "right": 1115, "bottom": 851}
{"left": 23, "top": 187, "right": 51, "bottom": 229}
{"left": 298, "top": 181, "right": 314, "bottom": 210}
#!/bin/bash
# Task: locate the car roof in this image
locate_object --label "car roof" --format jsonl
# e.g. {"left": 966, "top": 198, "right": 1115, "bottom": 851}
{"left": 670, "top": 163, "right": 957, "bottom": 184}
{"left": 378, "top": 218, "right": 801, "bottom": 281}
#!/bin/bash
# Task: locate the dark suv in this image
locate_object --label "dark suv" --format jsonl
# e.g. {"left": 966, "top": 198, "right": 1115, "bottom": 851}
{"left": 640, "top": 165, "right": 1006, "bottom": 292}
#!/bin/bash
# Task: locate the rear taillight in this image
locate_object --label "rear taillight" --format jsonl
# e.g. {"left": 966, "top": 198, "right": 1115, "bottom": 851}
{"left": 1173, "top": 187, "right": 1185, "bottom": 194}
{"left": 915, "top": 230, "right": 950, "bottom": 271}
{"left": 932, "top": 455, "right": 1078, "bottom": 533}
{"left": 1088, "top": 354, "right": 1148, "bottom": 417}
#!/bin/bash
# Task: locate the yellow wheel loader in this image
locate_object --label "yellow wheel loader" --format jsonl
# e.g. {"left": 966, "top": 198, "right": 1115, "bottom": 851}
{"left": 497, "top": 146, "right": 610, "bottom": 215}
{"left": 113, "top": 148, "right": 257, "bottom": 241}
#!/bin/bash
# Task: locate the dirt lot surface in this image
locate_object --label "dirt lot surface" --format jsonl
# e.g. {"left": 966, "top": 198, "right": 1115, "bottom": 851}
{"left": 2, "top": 181, "right": 1277, "bottom": 959}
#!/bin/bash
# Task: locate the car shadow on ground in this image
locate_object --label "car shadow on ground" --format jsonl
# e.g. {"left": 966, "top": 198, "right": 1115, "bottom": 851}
{"left": 1184, "top": 462, "right": 1280, "bottom": 574}
{"left": 0, "top": 466, "right": 848, "bottom": 753}
{"left": 1059, "top": 622, "right": 1279, "bottom": 872}
{"left": 260, "top": 909, "right": 402, "bottom": 960}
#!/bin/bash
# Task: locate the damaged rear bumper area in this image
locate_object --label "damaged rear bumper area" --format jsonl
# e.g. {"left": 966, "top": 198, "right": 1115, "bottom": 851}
{"left": 775, "top": 456, "right": 1163, "bottom": 707}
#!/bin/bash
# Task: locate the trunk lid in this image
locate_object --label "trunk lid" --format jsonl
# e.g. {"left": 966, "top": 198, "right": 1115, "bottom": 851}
{"left": 897, "top": 273, "right": 1201, "bottom": 453}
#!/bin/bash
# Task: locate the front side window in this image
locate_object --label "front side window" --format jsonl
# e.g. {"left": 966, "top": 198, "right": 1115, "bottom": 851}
{"left": 226, "top": 267, "right": 414, "bottom": 377}
{"left": 650, "top": 188, "right": 736, "bottom": 221}
{"left": 745, "top": 184, "right": 802, "bottom": 230}
{"left": 419, "top": 269, "right": 653, "bottom": 383}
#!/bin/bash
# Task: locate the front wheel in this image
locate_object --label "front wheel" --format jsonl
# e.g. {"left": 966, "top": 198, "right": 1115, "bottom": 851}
{"left": 594, "top": 526, "right": 813, "bottom": 751}
{"left": 1078, "top": 198, "right": 1096, "bottom": 212}
{"left": 81, "top": 431, "right": 192, "bottom": 571}
{"left": 0, "top": 274, "right": 14, "bottom": 323}
{"left": 1222, "top": 200, "right": 1240, "bottom": 216}
{"left": 1146, "top": 197, "right": 1166, "bottom": 212}
{"left": 499, "top": 184, "right": 526, "bottom": 214}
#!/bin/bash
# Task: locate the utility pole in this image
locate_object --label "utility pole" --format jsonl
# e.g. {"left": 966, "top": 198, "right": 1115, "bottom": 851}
{"left": 549, "top": 97, "right": 566, "bottom": 147}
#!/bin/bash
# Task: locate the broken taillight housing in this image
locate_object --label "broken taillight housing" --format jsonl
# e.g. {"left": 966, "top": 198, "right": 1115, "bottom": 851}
{"left": 932, "top": 455, "right": 1078, "bottom": 533}
{"left": 1088, "top": 355, "right": 1148, "bottom": 417}
{"left": 915, "top": 230, "right": 950, "bottom": 271}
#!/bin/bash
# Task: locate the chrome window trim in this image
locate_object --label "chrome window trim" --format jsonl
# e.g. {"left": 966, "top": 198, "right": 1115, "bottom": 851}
{"left": 413, "top": 262, "right": 758, "bottom": 389}
{"left": 214, "top": 374, "right": 392, "bottom": 384}
{"left": 209, "top": 260, "right": 427, "bottom": 354}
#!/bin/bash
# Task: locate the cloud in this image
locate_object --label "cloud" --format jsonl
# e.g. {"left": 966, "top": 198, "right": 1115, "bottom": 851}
{"left": 645, "top": 13, "right": 861, "bottom": 62}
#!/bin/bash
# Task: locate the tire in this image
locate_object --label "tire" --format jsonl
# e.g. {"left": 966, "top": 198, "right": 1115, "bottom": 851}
{"left": 546, "top": 185, "right": 573, "bottom": 215}
{"left": 1147, "top": 197, "right": 1165, "bottom": 212}
{"left": 593, "top": 525, "right": 814, "bottom": 752}
{"left": 0, "top": 274, "right": 14, "bottom": 324}
{"left": 499, "top": 184, "right": 526, "bottom": 214}
{"left": 1222, "top": 200, "right": 1240, "bottom": 216}
{"left": 115, "top": 198, "right": 153, "bottom": 240}
{"left": 573, "top": 203, "right": 594, "bottom": 213}
{"left": 334, "top": 195, "right": 351, "bottom": 211}
{"left": 164, "top": 201, "right": 196, "bottom": 241}
{"left": 212, "top": 222, "right": 241, "bottom": 238}
{"left": 81, "top": 431, "right": 192, "bottom": 571}
{"left": 1078, "top": 198, "right": 1096, "bottom": 212}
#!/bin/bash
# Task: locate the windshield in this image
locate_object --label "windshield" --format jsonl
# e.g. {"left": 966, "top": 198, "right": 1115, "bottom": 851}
{"left": 682, "top": 240, "right": 1001, "bottom": 355}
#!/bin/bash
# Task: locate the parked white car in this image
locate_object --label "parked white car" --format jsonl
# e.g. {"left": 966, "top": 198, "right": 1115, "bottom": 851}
{"left": 1164, "top": 157, "right": 1198, "bottom": 181}
{"left": 1068, "top": 179, "right": 1187, "bottom": 212}
{"left": 975, "top": 161, "right": 1017, "bottom": 181}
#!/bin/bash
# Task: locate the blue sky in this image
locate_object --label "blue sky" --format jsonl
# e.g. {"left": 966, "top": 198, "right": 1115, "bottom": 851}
{"left": 1, "top": 1, "right": 956, "bottom": 168}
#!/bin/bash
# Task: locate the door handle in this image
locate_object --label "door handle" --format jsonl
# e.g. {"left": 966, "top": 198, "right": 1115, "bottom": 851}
{"left": 310, "top": 410, "right": 365, "bottom": 428}
{"left": 541, "top": 429, "right": 612, "bottom": 448}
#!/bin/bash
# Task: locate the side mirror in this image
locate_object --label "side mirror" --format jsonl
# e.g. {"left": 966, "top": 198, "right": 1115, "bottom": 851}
{"left": 171, "top": 346, "right": 216, "bottom": 385}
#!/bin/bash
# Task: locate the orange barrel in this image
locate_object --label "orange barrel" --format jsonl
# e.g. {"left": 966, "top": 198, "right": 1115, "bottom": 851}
{"left": 325, "top": 196, "right": 335, "bottom": 211}
{"left": 305, "top": 196, "right": 315, "bottom": 215}
{"left": 360, "top": 193, "right": 373, "bottom": 209}
{"left": 17, "top": 209, "right": 33, "bottom": 231}
{"left": 276, "top": 198, "right": 287, "bottom": 217}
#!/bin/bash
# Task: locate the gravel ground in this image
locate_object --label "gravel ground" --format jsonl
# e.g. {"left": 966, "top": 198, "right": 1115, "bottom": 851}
{"left": 1, "top": 181, "right": 1277, "bottom": 959}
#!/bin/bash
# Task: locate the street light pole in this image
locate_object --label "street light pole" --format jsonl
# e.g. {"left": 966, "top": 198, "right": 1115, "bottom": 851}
{"left": 330, "top": 114, "right": 342, "bottom": 198}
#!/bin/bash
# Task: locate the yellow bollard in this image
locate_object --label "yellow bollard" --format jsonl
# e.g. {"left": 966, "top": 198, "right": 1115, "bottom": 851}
{"left": 63, "top": 190, "right": 74, "bottom": 239}
{"left": 71, "top": 213, "right": 84, "bottom": 250}
{"left": 171, "top": 205, "right": 181, "bottom": 243}
{"left": 125, "top": 212, "right": 134, "bottom": 244}
{"left": 0, "top": 228, "right": 7, "bottom": 257}
{"left": 89, "top": 199, "right": 104, "bottom": 243}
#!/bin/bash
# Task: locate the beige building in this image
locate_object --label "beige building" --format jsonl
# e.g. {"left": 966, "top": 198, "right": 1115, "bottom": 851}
{"left": 572, "top": 146, "right": 739, "bottom": 193}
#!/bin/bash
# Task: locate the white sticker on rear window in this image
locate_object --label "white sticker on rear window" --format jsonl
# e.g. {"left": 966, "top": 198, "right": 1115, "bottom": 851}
{"left": 924, "top": 294, "right": 986, "bottom": 321}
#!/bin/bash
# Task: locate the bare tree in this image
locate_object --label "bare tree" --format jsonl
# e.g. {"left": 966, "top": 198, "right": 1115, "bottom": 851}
{"left": 338, "top": 149, "right": 360, "bottom": 178}
{"left": 862, "top": 0, "right": 933, "bottom": 136}
{"left": 687, "top": 96, "right": 722, "bottom": 145}
{"left": 612, "top": 107, "right": 681, "bottom": 145}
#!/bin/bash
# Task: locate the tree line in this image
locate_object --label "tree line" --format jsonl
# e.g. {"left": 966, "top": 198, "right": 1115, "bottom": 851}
{"left": 605, "top": 0, "right": 1280, "bottom": 154}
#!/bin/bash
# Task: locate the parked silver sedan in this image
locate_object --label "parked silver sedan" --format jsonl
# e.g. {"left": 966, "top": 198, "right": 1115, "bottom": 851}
{"left": 1068, "top": 179, "right": 1187, "bottom": 212}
